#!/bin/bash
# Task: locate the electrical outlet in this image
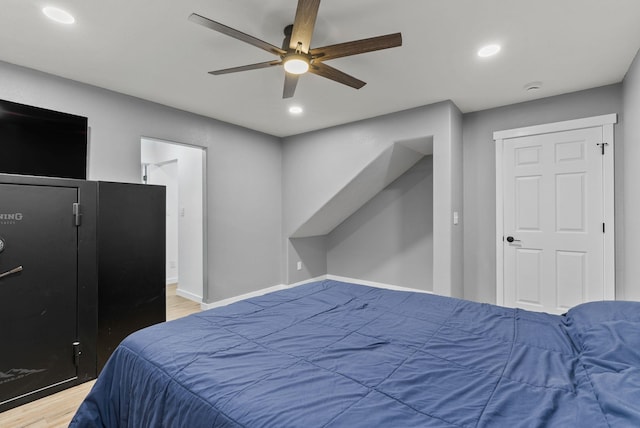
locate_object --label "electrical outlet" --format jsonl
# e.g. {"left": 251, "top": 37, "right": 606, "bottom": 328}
{"left": 296, "top": 261, "right": 302, "bottom": 271}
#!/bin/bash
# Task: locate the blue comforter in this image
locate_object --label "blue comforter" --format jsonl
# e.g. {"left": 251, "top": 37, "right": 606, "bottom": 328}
{"left": 70, "top": 280, "right": 640, "bottom": 427}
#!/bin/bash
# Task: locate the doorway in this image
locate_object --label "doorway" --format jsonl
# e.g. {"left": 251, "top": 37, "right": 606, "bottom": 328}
{"left": 141, "top": 138, "right": 207, "bottom": 304}
{"left": 494, "top": 115, "right": 616, "bottom": 314}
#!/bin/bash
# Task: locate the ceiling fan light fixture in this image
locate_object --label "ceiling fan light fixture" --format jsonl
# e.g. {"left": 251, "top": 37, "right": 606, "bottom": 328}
{"left": 283, "top": 54, "right": 309, "bottom": 75}
{"left": 189, "top": 4, "right": 402, "bottom": 98}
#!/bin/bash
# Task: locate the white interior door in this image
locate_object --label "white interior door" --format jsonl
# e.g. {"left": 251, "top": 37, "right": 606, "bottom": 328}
{"left": 495, "top": 115, "right": 616, "bottom": 315}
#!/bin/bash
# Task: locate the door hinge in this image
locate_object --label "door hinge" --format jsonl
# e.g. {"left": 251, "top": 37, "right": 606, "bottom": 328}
{"left": 73, "top": 203, "right": 82, "bottom": 226}
{"left": 73, "top": 341, "right": 81, "bottom": 366}
{"left": 597, "top": 142, "right": 609, "bottom": 155}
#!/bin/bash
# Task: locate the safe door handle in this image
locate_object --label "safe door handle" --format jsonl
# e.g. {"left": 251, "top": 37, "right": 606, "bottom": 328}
{"left": 506, "top": 236, "right": 521, "bottom": 243}
{"left": 0, "top": 266, "right": 23, "bottom": 279}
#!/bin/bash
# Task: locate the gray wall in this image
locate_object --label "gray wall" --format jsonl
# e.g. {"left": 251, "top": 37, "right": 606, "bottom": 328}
{"left": 622, "top": 48, "right": 640, "bottom": 301}
{"left": 327, "top": 156, "right": 433, "bottom": 290}
{"left": 462, "top": 84, "right": 624, "bottom": 303}
{"left": 7, "top": 52, "right": 639, "bottom": 305}
{"left": 282, "top": 102, "right": 462, "bottom": 295}
{"left": 450, "top": 105, "right": 464, "bottom": 297}
{"left": 0, "top": 60, "right": 283, "bottom": 302}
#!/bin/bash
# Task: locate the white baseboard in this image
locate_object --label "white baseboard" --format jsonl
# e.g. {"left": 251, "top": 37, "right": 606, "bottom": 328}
{"left": 287, "top": 275, "right": 327, "bottom": 288}
{"left": 325, "top": 275, "right": 432, "bottom": 294}
{"left": 200, "top": 284, "right": 291, "bottom": 311}
{"left": 199, "top": 275, "right": 430, "bottom": 311}
{"left": 176, "top": 287, "right": 203, "bottom": 303}
{"left": 166, "top": 277, "right": 179, "bottom": 286}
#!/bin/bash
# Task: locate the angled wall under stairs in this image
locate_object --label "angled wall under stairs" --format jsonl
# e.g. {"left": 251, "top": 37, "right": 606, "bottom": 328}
{"left": 291, "top": 137, "right": 433, "bottom": 238}
{"left": 283, "top": 101, "right": 463, "bottom": 298}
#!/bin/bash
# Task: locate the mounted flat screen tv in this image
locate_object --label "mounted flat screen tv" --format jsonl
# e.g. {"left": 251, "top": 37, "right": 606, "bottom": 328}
{"left": 0, "top": 99, "right": 88, "bottom": 179}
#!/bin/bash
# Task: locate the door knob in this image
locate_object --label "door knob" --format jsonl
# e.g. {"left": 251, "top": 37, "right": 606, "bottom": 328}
{"left": 0, "top": 266, "right": 23, "bottom": 279}
{"left": 506, "top": 236, "right": 521, "bottom": 243}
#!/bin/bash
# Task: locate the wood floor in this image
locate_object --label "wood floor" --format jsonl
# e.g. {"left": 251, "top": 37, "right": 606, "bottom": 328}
{"left": 0, "top": 284, "right": 202, "bottom": 428}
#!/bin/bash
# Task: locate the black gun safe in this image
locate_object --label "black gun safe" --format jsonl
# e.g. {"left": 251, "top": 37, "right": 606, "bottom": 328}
{"left": 0, "top": 174, "right": 165, "bottom": 412}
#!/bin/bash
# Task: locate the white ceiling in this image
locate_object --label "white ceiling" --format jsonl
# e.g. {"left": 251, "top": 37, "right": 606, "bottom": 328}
{"left": 2, "top": 0, "right": 640, "bottom": 137}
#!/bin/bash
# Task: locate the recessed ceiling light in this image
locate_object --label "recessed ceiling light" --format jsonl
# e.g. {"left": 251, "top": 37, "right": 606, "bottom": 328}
{"left": 42, "top": 6, "right": 75, "bottom": 24}
{"left": 477, "top": 44, "right": 501, "bottom": 58}
{"left": 289, "top": 106, "right": 303, "bottom": 114}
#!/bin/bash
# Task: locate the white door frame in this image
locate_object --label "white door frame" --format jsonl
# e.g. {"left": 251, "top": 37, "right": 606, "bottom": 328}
{"left": 141, "top": 137, "right": 209, "bottom": 304}
{"left": 494, "top": 114, "right": 617, "bottom": 306}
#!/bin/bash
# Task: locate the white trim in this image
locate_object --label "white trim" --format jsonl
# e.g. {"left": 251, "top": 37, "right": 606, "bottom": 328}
{"left": 199, "top": 275, "right": 432, "bottom": 310}
{"left": 493, "top": 114, "right": 617, "bottom": 140}
{"left": 201, "top": 146, "right": 209, "bottom": 304}
{"left": 200, "top": 284, "right": 291, "bottom": 310}
{"left": 166, "top": 277, "right": 178, "bottom": 286}
{"left": 494, "top": 114, "right": 617, "bottom": 307}
{"left": 495, "top": 138, "right": 505, "bottom": 306}
{"left": 602, "top": 122, "right": 616, "bottom": 300}
{"left": 325, "top": 275, "right": 432, "bottom": 294}
{"left": 176, "top": 287, "right": 203, "bottom": 304}
{"left": 141, "top": 136, "right": 209, "bottom": 306}
{"left": 288, "top": 275, "right": 327, "bottom": 288}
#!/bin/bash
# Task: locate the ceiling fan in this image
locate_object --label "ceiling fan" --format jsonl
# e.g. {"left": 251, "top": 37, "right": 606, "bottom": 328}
{"left": 189, "top": 0, "right": 402, "bottom": 98}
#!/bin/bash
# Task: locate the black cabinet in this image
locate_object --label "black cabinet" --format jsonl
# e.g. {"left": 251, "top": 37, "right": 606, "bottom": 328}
{"left": 0, "top": 178, "right": 97, "bottom": 411}
{"left": 96, "top": 182, "right": 166, "bottom": 371}
{"left": 0, "top": 175, "right": 165, "bottom": 412}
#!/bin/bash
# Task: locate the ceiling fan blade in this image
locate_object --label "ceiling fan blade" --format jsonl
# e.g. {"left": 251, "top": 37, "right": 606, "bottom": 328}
{"left": 283, "top": 73, "right": 299, "bottom": 98}
{"left": 308, "top": 62, "right": 366, "bottom": 89}
{"left": 310, "top": 33, "right": 402, "bottom": 62}
{"left": 189, "top": 13, "right": 286, "bottom": 56}
{"left": 289, "top": 0, "right": 321, "bottom": 53}
{"left": 209, "top": 60, "right": 282, "bottom": 75}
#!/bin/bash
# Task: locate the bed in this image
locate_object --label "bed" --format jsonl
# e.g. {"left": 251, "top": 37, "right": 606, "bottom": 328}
{"left": 70, "top": 279, "right": 640, "bottom": 427}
